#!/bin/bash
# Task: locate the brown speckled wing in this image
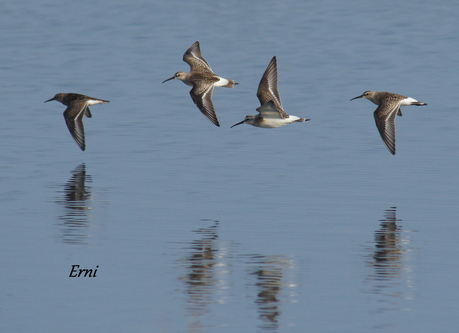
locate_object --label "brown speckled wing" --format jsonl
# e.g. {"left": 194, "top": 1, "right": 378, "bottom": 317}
{"left": 373, "top": 99, "right": 402, "bottom": 155}
{"left": 63, "top": 100, "right": 88, "bottom": 151}
{"left": 256, "top": 56, "right": 288, "bottom": 118}
{"left": 183, "top": 41, "right": 214, "bottom": 75}
{"left": 190, "top": 82, "right": 220, "bottom": 127}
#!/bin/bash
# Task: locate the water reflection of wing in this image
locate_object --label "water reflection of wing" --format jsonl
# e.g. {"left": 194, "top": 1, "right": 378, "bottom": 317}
{"left": 55, "top": 163, "right": 92, "bottom": 244}
{"left": 179, "top": 220, "right": 219, "bottom": 321}
{"left": 177, "top": 220, "right": 298, "bottom": 331}
{"left": 246, "top": 255, "right": 293, "bottom": 331}
{"left": 373, "top": 207, "right": 402, "bottom": 271}
{"left": 364, "top": 207, "right": 414, "bottom": 314}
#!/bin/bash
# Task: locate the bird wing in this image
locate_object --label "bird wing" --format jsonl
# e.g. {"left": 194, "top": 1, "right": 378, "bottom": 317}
{"left": 190, "top": 82, "right": 220, "bottom": 127}
{"left": 63, "top": 100, "right": 88, "bottom": 151}
{"left": 183, "top": 41, "right": 214, "bottom": 75}
{"left": 256, "top": 100, "right": 285, "bottom": 119}
{"left": 373, "top": 99, "right": 402, "bottom": 155}
{"left": 256, "top": 56, "right": 287, "bottom": 118}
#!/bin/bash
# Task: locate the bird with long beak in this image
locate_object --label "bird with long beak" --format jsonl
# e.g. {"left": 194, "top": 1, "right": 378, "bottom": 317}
{"left": 230, "top": 56, "right": 309, "bottom": 129}
{"left": 162, "top": 41, "right": 238, "bottom": 127}
{"left": 45, "top": 93, "right": 109, "bottom": 151}
{"left": 350, "top": 91, "right": 427, "bottom": 155}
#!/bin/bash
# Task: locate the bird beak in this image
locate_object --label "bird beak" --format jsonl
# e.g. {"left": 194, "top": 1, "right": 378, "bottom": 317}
{"left": 162, "top": 76, "right": 175, "bottom": 84}
{"left": 350, "top": 94, "right": 364, "bottom": 101}
{"left": 230, "top": 120, "right": 245, "bottom": 128}
{"left": 44, "top": 97, "right": 56, "bottom": 103}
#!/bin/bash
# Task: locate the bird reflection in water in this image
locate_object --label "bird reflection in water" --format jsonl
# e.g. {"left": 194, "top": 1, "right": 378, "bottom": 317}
{"left": 365, "top": 207, "right": 414, "bottom": 313}
{"left": 179, "top": 219, "right": 221, "bottom": 331}
{"left": 246, "top": 254, "right": 293, "bottom": 331}
{"left": 371, "top": 207, "right": 403, "bottom": 280}
{"left": 55, "top": 164, "right": 92, "bottom": 244}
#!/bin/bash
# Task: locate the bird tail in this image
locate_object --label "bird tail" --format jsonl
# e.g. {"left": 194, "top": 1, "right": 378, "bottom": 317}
{"left": 222, "top": 78, "right": 238, "bottom": 88}
{"left": 295, "top": 118, "right": 310, "bottom": 122}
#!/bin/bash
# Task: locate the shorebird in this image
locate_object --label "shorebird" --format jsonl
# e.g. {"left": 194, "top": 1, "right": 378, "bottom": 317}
{"left": 230, "top": 56, "right": 309, "bottom": 129}
{"left": 45, "top": 93, "right": 109, "bottom": 151}
{"left": 350, "top": 91, "right": 427, "bottom": 155}
{"left": 162, "top": 41, "right": 238, "bottom": 127}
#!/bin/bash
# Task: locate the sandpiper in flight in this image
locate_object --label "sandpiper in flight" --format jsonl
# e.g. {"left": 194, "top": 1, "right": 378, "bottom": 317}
{"left": 350, "top": 91, "right": 427, "bottom": 155}
{"left": 230, "top": 56, "right": 309, "bottom": 129}
{"left": 45, "top": 93, "right": 109, "bottom": 151}
{"left": 162, "top": 41, "right": 238, "bottom": 127}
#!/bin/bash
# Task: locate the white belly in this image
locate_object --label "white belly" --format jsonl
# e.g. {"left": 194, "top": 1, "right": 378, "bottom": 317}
{"left": 256, "top": 116, "right": 301, "bottom": 128}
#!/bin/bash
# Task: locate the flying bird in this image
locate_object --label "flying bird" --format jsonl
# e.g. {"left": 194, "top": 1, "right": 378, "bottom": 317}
{"left": 350, "top": 90, "right": 427, "bottom": 155}
{"left": 45, "top": 93, "right": 109, "bottom": 151}
{"left": 231, "top": 56, "right": 309, "bottom": 128}
{"left": 162, "top": 41, "right": 238, "bottom": 127}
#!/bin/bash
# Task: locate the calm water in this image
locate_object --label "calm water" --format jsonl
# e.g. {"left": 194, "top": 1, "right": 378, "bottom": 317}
{"left": 1, "top": 0, "right": 459, "bottom": 332}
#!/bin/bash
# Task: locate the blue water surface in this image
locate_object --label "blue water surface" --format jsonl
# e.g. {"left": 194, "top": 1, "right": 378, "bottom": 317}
{"left": 1, "top": 0, "right": 459, "bottom": 332}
